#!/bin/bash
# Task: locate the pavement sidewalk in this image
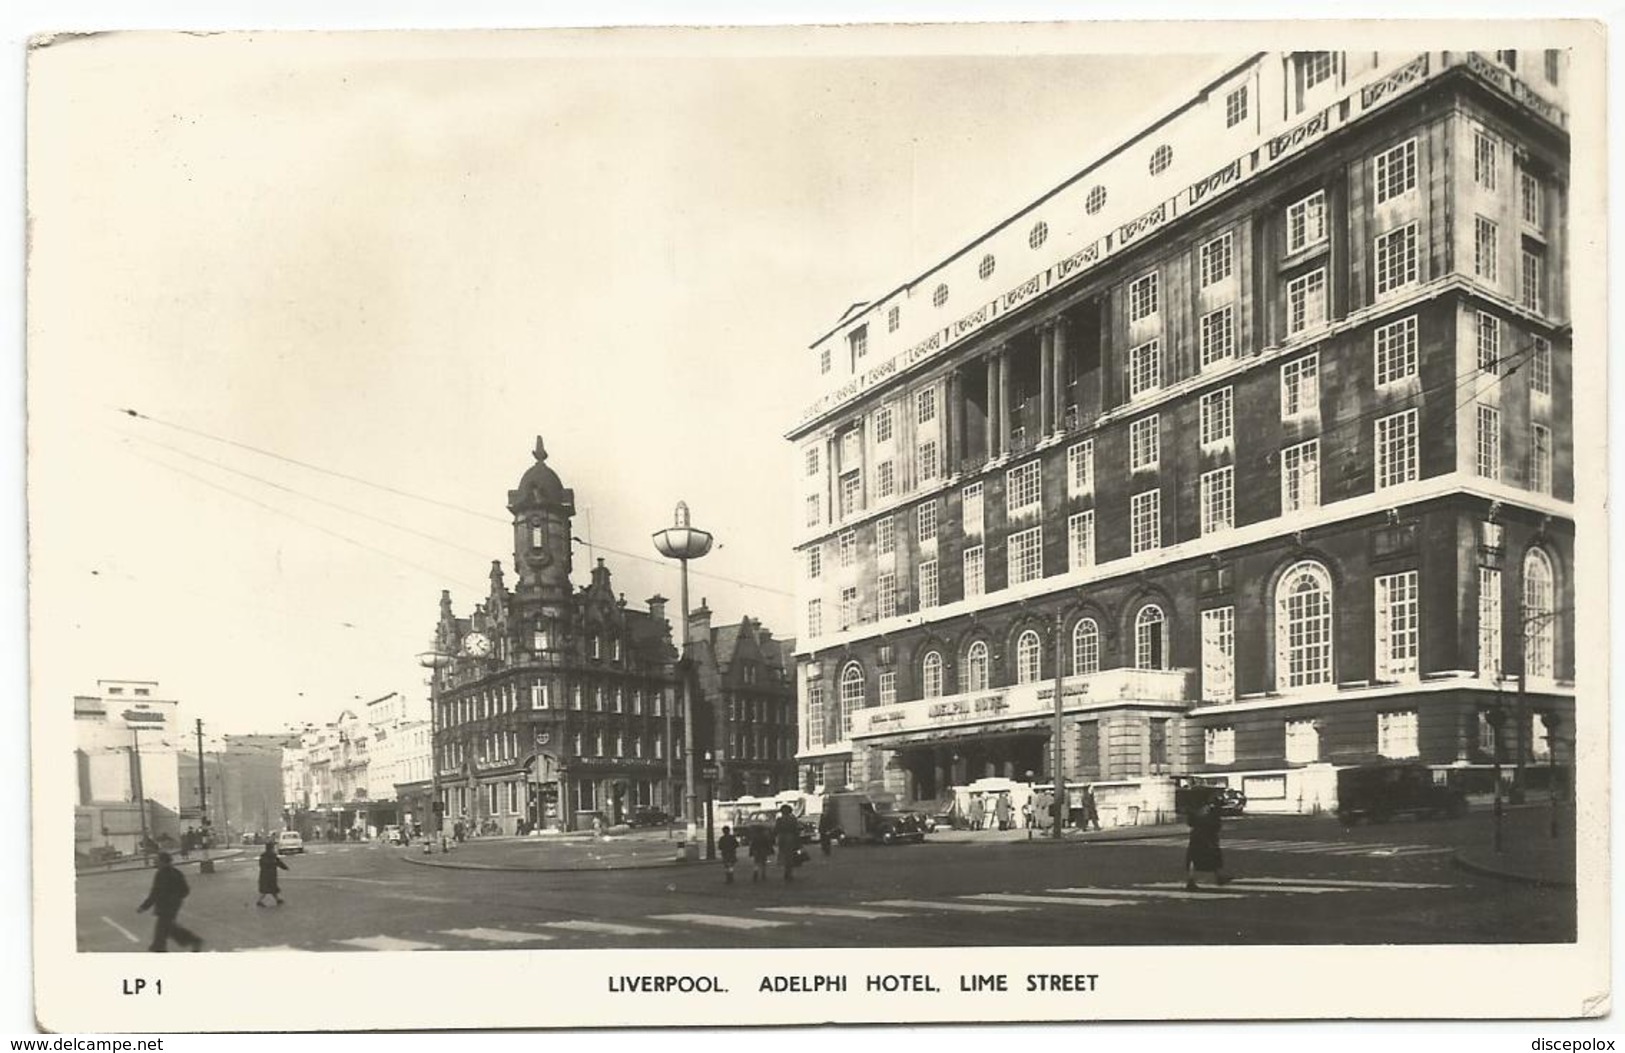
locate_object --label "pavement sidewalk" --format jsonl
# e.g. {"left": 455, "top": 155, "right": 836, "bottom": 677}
{"left": 1452, "top": 801, "right": 1576, "bottom": 888}
{"left": 76, "top": 849, "right": 248, "bottom": 877}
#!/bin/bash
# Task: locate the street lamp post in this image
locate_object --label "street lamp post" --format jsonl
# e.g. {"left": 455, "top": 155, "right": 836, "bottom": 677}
{"left": 653, "top": 501, "right": 714, "bottom": 847}
{"left": 418, "top": 649, "right": 452, "bottom": 852}
{"left": 1051, "top": 612, "right": 1066, "bottom": 841}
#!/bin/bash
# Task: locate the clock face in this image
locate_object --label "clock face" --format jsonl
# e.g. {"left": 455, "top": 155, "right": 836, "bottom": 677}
{"left": 463, "top": 632, "right": 492, "bottom": 658}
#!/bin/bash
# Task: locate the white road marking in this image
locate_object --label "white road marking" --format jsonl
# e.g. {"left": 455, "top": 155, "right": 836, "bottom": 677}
{"left": 239, "top": 945, "right": 311, "bottom": 952}
{"left": 864, "top": 899, "right": 1027, "bottom": 914}
{"left": 100, "top": 916, "right": 140, "bottom": 943}
{"left": 335, "top": 935, "right": 443, "bottom": 951}
{"left": 1049, "top": 886, "right": 1246, "bottom": 901}
{"left": 538, "top": 920, "right": 666, "bottom": 936}
{"left": 1140, "top": 882, "right": 1346, "bottom": 894}
{"left": 652, "top": 913, "right": 791, "bottom": 930}
{"left": 757, "top": 906, "right": 907, "bottom": 919}
{"left": 963, "top": 893, "right": 1137, "bottom": 907}
{"left": 1236, "top": 877, "right": 1453, "bottom": 890}
{"left": 301, "top": 876, "right": 407, "bottom": 886}
{"left": 438, "top": 927, "right": 556, "bottom": 944}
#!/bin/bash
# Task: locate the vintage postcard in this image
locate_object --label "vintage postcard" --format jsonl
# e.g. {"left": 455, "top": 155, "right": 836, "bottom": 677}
{"left": 25, "top": 18, "right": 1608, "bottom": 1032}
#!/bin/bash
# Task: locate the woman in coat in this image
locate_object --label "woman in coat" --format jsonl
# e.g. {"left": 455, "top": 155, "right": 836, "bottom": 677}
{"left": 1184, "top": 800, "right": 1232, "bottom": 891}
{"left": 256, "top": 841, "right": 290, "bottom": 907}
{"left": 772, "top": 804, "right": 803, "bottom": 883}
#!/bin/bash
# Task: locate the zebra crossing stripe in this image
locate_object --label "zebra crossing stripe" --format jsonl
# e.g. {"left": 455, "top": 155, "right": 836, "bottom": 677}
{"left": 1140, "top": 881, "right": 1346, "bottom": 894}
{"left": 539, "top": 920, "right": 666, "bottom": 936}
{"left": 239, "top": 945, "right": 310, "bottom": 952}
{"left": 652, "top": 913, "right": 791, "bottom": 930}
{"left": 335, "top": 935, "right": 443, "bottom": 951}
{"left": 757, "top": 906, "right": 908, "bottom": 919}
{"left": 1050, "top": 886, "right": 1246, "bottom": 901}
{"left": 438, "top": 927, "right": 556, "bottom": 944}
{"left": 864, "top": 899, "right": 1028, "bottom": 913}
{"left": 964, "top": 893, "right": 1138, "bottom": 907}
{"left": 1237, "top": 877, "right": 1452, "bottom": 890}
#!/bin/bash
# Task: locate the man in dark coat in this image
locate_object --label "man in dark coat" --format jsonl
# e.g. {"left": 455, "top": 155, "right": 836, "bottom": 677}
{"left": 137, "top": 853, "right": 203, "bottom": 952}
{"left": 256, "top": 842, "right": 289, "bottom": 907}
{"left": 1184, "top": 801, "right": 1232, "bottom": 891}
{"left": 773, "top": 804, "right": 802, "bottom": 882}
{"left": 717, "top": 825, "right": 739, "bottom": 884}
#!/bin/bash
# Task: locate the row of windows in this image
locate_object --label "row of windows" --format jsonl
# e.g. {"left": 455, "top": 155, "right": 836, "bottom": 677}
{"left": 1204, "top": 709, "right": 1558, "bottom": 767}
{"left": 444, "top": 681, "right": 669, "bottom": 723}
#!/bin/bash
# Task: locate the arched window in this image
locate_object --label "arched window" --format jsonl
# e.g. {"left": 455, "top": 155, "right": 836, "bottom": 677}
{"left": 839, "top": 662, "right": 865, "bottom": 740}
{"left": 1135, "top": 605, "right": 1168, "bottom": 670}
{"left": 965, "top": 641, "right": 989, "bottom": 692}
{"left": 1072, "top": 618, "right": 1100, "bottom": 675}
{"left": 1016, "top": 630, "right": 1042, "bottom": 684}
{"left": 922, "top": 651, "right": 944, "bottom": 699}
{"left": 1523, "top": 548, "right": 1555, "bottom": 679}
{"left": 1276, "top": 560, "right": 1334, "bottom": 689}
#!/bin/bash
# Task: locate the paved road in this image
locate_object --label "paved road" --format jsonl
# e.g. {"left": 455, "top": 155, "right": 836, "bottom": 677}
{"left": 77, "top": 813, "right": 1574, "bottom": 952}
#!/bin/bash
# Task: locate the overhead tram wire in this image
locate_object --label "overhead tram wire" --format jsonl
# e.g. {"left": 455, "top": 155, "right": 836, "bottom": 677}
{"left": 114, "top": 407, "right": 796, "bottom": 599}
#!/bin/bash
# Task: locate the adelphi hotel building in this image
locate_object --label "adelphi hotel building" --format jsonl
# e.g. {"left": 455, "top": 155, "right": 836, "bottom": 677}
{"left": 788, "top": 50, "right": 1573, "bottom": 820}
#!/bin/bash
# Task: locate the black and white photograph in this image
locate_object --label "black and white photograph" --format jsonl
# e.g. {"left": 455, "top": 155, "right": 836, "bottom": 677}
{"left": 24, "top": 16, "right": 1608, "bottom": 1032}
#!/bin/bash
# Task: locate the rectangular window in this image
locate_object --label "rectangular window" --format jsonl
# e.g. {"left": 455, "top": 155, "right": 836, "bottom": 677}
{"left": 1476, "top": 403, "right": 1501, "bottom": 480}
{"left": 819, "top": 348, "right": 831, "bottom": 375}
{"left": 1225, "top": 85, "right": 1248, "bottom": 128}
{"left": 1281, "top": 439, "right": 1321, "bottom": 513}
{"left": 839, "top": 471, "right": 862, "bottom": 518}
{"left": 1374, "top": 138, "right": 1418, "bottom": 204}
{"left": 1521, "top": 170, "right": 1543, "bottom": 227}
{"left": 1477, "top": 311, "right": 1501, "bottom": 374}
{"left": 807, "top": 600, "right": 822, "bottom": 638}
{"left": 1281, "top": 354, "right": 1319, "bottom": 419}
{"left": 963, "top": 545, "right": 985, "bottom": 599}
{"left": 531, "top": 681, "right": 550, "bottom": 709}
{"left": 918, "top": 440, "right": 940, "bottom": 482}
{"left": 806, "top": 682, "right": 825, "bottom": 750}
{"left": 1474, "top": 131, "right": 1499, "bottom": 191}
{"left": 1199, "top": 387, "right": 1234, "bottom": 448}
{"left": 1286, "top": 269, "right": 1327, "bottom": 334}
{"left": 1378, "top": 710, "right": 1419, "bottom": 760}
{"left": 1474, "top": 216, "right": 1498, "bottom": 282}
{"left": 1204, "top": 726, "right": 1236, "bottom": 766}
{"left": 877, "top": 460, "right": 895, "bottom": 498}
{"left": 839, "top": 586, "right": 857, "bottom": 630}
{"left": 1521, "top": 248, "right": 1544, "bottom": 312}
{"left": 875, "top": 405, "right": 894, "bottom": 444}
{"left": 878, "top": 671, "right": 897, "bottom": 706}
{"left": 1302, "top": 51, "right": 1334, "bottom": 88}
{"left": 1478, "top": 566, "right": 1502, "bottom": 679}
{"left": 840, "top": 429, "right": 861, "bottom": 465}
{"left": 1373, "top": 315, "right": 1418, "bottom": 386}
{"left": 1201, "top": 607, "right": 1236, "bottom": 704}
{"left": 804, "top": 446, "right": 819, "bottom": 477}
{"left": 916, "top": 388, "right": 937, "bottom": 424}
{"left": 1531, "top": 336, "right": 1552, "bottom": 395}
{"left": 1007, "top": 526, "right": 1043, "bottom": 586}
{"left": 838, "top": 531, "right": 856, "bottom": 568}
{"left": 887, "top": 305, "right": 901, "bottom": 333}
{"left": 1129, "top": 415, "right": 1160, "bottom": 472}
{"left": 1200, "top": 232, "right": 1233, "bottom": 287}
{"left": 919, "top": 559, "right": 939, "bottom": 609}
{"left": 1531, "top": 423, "right": 1553, "bottom": 495}
{"left": 1199, "top": 306, "right": 1235, "bottom": 369}
{"left": 1285, "top": 720, "right": 1320, "bottom": 764}
{"left": 876, "top": 517, "right": 895, "bottom": 555}
{"left": 1374, "top": 223, "right": 1419, "bottom": 297}
{"left": 877, "top": 572, "right": 897, "bottom": 620}
{"left": 1376, "top": 409, "right": 1419, "bottom": 490}
{"left": 1006, "top": 460, "right": 1042, "bottom": 516}
{"left": 1068, "top": 510, "right": 1095, "bottom": 570}
{"left": 804, "top": 494, "right": 820, "bottom": 527}
{"left": 1129, "top": 338, "right": 1161, "bottom": 398}
{"left": 1375, "top": 570, "right": 1420, "bottom": 681}
{"left": 1200, "top": 467, "right": 1235, "bottom": 535}
{"left": 1128, "top": 272, "right": 1159, "bottom": 322}
{"left": 1130, "top": 489, "right": 1161, "bottom": 555}
{"left": 1286, "top": 190, "right": 1327, "bottom": 254}
{"left": 1067, "top": 440, "right": 1094, "bottom": 497}
{"left": 917, "top": 501, "right": 938, "bottom": 544}
{"left": 962, "top": 482, "right": 984, "bottom": 536}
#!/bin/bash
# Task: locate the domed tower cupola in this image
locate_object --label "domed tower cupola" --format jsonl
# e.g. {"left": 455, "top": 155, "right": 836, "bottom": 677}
{"left": 507, "top": 436, "right": 576, "bottom": 599}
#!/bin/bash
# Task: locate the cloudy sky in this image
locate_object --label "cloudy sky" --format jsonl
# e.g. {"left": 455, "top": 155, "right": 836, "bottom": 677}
{"left": 28, "top": 28, "right": 1234, "bottom": 734}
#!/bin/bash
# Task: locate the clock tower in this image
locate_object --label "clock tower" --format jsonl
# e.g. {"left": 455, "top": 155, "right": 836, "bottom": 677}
{"left": 507, "top": 436, "right": 575, "bottom": 602}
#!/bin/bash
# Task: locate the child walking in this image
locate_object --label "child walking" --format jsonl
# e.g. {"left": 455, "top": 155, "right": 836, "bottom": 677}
{"left": 718, "top": 825, "right": 739, "bottom": 884}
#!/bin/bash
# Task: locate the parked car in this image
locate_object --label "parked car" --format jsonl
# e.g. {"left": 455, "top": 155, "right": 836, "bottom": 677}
{"left": 628, "top": 806, "right": 671, "bottom": 828}
{"left": 821, "top": 792, "right": 926, "bottom": 845}
{"left": 276, "top": 830, "right": 306, "bottom": 854}
{"left": 381, "top": 825, "right": 403, "bottom": 845}
{"left": 1336, "top": 762, "right": 1468, "bottom": 825}
{"left": 1174, "top": 780, "right": 1247, "bottom": 819}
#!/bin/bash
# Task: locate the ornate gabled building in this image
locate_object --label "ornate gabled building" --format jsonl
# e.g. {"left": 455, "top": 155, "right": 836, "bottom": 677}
{"left": 685, "top": 603, "right": 798, "bottom": 799}
{"left": 788, "top": 50, "right": 1573, "bottom": 821}
{"left": 428, "top": 438, "right": 680, "bottom": 833}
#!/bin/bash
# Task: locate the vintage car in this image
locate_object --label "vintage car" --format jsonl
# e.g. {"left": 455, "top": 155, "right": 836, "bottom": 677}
{"left": 821, "top": 793, "right": 927, "bottom": 845}
{"left": 734, "top": 808, "right": 814, "bottom": 847}
{"left": 627, "top": 806, "right": 672, "bottom": 828}
{"left": 276, "top": 830, "right": 306, "bottom": 855}
{"left": 1335, "top": 762, "right": 1468, "bottom": 824}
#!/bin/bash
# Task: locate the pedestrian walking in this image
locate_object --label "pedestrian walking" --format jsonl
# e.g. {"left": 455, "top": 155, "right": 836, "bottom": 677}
{"left": 818, "top": 807, "right": 835, "bottom": 856}
{"left": 1184, "top": 799, "right": 1232, "bottom": 891}
{"left": 773, "top": 804, "right": 803, "bottom": 883}
{"left": 256, "top": 841, "right": 289, "bottom": 907}
{"left": 1082, "top": 785, "right": 1102, "bottom": 832}
{"left": 747, "top": 823, "right": 773, "bottom": 883}
{"left": 718, "top": 825, "right": 739, "bottom": 884}
{"left": 137, "top": 852, "right": 203, "bottom": 952}
{"left": 995, "top": 793, "right": 1012, "bottom": 831}
{"left": 967, "top": 795, "right": 985, "bottom": 832}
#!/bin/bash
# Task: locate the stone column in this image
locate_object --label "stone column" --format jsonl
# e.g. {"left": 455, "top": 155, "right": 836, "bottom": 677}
{"left": 945, "top": 368, "right": 961, "bottom": 477}
{"left": 1039, "top": 323, "right": 1054, "bottom": 436}
{"left": 997, "top": 346, "right": 1012, "bottom": 459}
{"left": 984, "top": 353, "right": 999, "bottom": 463}
{"left": 1052, "top": 316, "right": 1069, "bottom": 432}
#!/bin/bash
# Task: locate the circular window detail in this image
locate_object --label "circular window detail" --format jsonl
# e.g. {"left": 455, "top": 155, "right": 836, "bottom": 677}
{"left": 1085, "top": 185, "right": 1108, "bottom": 214}
{"left": 978, "top": 254, "right": 996, "bottom": 280}
{"left": 1028, "top": 221, "right": 1049, "bottom": 249}
{"left": 932, "top": 283, "right": 950, "bottom": 308}
{"left": 1149, "top": 144, "right": 1173, "bottom": 176}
